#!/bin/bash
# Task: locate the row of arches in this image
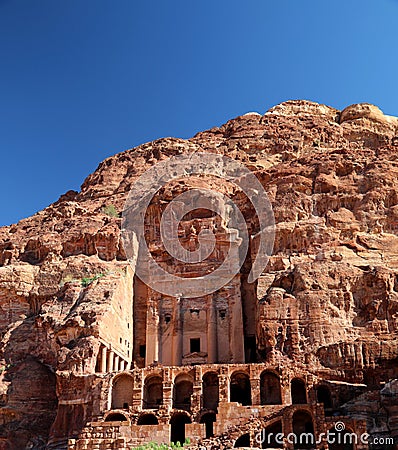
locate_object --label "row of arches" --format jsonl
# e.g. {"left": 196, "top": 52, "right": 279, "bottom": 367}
{"left": 234, "top": 411, "right": 354, "bottom": 449}
{"left": 234, "top": 412, "right": 314, "bottom": 449}
{"left": 111, "top": 371, "right": 315, "bottom": 411}
{"left": 106, "top": 408, "right": 353, "bottom": 448}
{"left": 222, "top": 372, "right": 307, "bottom": 407}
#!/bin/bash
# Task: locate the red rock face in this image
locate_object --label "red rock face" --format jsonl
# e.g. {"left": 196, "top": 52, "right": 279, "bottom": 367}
{"left": 0, "top": 100, "right": 397, "bottom": 449}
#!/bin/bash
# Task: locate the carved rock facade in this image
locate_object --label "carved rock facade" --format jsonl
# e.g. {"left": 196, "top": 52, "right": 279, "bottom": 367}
{"left": 0, "top": 101, "right": 397, "bottom": 449}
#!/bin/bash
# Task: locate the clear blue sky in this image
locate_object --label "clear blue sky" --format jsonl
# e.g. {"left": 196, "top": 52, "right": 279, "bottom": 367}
{"left": 1, "top": 0, "right": 398, "bottom": 226}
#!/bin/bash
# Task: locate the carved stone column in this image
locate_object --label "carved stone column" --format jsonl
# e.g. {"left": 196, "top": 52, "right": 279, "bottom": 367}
{"left": 107, "top": 350, "right": 114, "bottom": 373}
{"left": 250, "top": 377, "right": 261, "bottom": 406}
{"left": 100, "top": 346, "right": 107, "bottom": 373}
{"left": 146, "top": 299, "right": 159, "bottom": 365}
{"left": 172, "top": 297, "right": 183, "bottom": 366}
{"left": 132, "top": 370, "right": 142, "bottom": 411}
{"left": 191, "top": 366, "right": 202, "bottom": 415}
{"left": 208, "top": 296, "right": 218, "bottom": 363}
{"left": 230, "top": 276, "right": 245, "bottom": 363}
{"left": 163, "top": 382, "right": 173, "bottom": 412}
{"left": 218, "top": 372, "right": 229, "bottom": 403}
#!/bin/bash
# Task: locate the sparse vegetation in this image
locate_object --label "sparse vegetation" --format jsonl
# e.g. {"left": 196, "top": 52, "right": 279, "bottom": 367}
{"left": 60, "top": 272, "right": 109, "bottom": 288}
{"left": 132, "top": 439, "right": 190, "bottom": 450}
{"left": 81, "top": 273, "right": 105, "bottom": 287}
{"left": 0, "top": 363, "right": 14, "bottom": 373}
{"left": 102, "top": 204, "right": 119, "bottom": 217}
{"left": 59, "top": 274, "right": 80, "bottom": 287}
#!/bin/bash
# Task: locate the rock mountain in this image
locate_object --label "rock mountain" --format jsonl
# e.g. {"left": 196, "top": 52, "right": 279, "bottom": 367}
{"left": 0, "top": 100, "right": 397, "bottom": 450}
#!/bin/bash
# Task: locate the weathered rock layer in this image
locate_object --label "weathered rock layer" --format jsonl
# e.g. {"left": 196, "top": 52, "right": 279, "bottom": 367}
{"left": 0, "top": 100, "right": 397, "bottom": 449}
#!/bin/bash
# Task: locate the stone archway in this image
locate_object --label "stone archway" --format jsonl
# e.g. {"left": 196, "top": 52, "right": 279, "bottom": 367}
{"left": 260, "top": 420, "right": 283, "bottom": 448}
{"left": 230, "top": 371, "right": 251, "bottom": 406}
{"left": 111, "top": 374, "right": 134, "bottom": 409}
{"left": 200, "top": 412, "right": 216, "bottom": 438}
{"left": 234, "top": 433, "right": 250, "bottom": 448}
{"left": 137, "top": 413, "right": 159, "bottom": 425}
{"left": 292, "top": 410, "right": 314, "bottom": 449}
{"left": 317, "top": 385, "right": 332, "bottom": 415}
{"left": 143, "top": 375, "right": 163, "bottom": 409}
{"left": 260, "top": 371, "right": 282, "bottom": 405}
{"left": 202, "top": 371, "right": 219, "bottom": 410}
{"left": 291, "top": 378, "right": 307, "bottom": 404}
{"left": 170, "top": 412, "right": 191, "bottom": 445}
{"left": 104, "top": 412, "right": 129, "bottom": 422}
{"left": 6, "top": 357, "right": 58, "bottom": 450}
{"left": 173, "top": 373, "right": 193, "bottom": 411}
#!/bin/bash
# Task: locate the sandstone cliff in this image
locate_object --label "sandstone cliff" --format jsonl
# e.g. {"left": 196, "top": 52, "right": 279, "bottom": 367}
{"left": 0, "top": 101, "right": 397, "bottom": 449}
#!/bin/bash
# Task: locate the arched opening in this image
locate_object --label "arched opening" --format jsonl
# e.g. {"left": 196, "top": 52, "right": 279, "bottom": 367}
{"left": 230, "top": 372, "right": 251, "bottom": 406}
{"left": 173, "top": 374, "right": 193, "bottom": 411}
{"left": 170, "top": 413, "right": 191, "bottom": 445}
{"left": 291, "top": 378, "right": 307, "bottom": 404}
{"left": 200, "top": 412, "right": 216, "bottom": 438}
{"left": 137, "top": 413, "right": 159, "bottom": 425}
{"left": 317, "top": 385, "right": 332, "bottom": 415}
{"left": 143, "top": 375, "right": 163, "bottom": 409}
{"left": 111, "top": 374, "right": 134, "bottom": 409}
{"left": 328, "top": 428, "right": 355, "bottom": 450}
{"left": 202, "top": 372, "right": 219, "bottom": 410}
{"left": 105, "top": 412, "right": 128, "bottom": 422}
{"left": 256, "top": 420, "right": 283, "bottom": 449}
{"left": 7, "top": 357, "right": 58, "bottom": 449}
{"left": 292, "top": 411, "right": 314, "bottom": 449}
{"left": 260, "top": 371, "right": 282, "bottom": 405}
{"left": 260, "top": 420, "right": 283, "bottom": 449}
{"left": 234, "top": 433, "right": 250, "bottom": 448}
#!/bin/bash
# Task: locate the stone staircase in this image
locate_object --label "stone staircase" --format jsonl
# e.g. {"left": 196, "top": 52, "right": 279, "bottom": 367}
{"left": 190, "top": 407, "right": 287, "bottom": 449}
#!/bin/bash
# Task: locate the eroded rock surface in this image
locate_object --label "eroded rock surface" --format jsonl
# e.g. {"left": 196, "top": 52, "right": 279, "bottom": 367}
{"left": 0, "top": 100, "right": 397, "bottom": 449}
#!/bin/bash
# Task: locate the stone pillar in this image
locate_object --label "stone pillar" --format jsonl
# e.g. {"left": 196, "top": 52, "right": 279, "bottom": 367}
{"left": 192, "top": 383, "right": 202, "bottom": 415}
{"left": 191, "top": 366, "right": 202, "bottom": 414}
{"left": 146, "top": 299, "right": 159, "bottom": 365}
{"left": 283, "top": 414, "right": 294, "bottom": 450}
{"left": 281, "top": 371, "right": 291, "bottom": 404}
{"left": 306, "top": 374, "right": 314, "bottom": 404}
{"left": 114, "top": 355, "right": 120, "bottom": 373}
{"left": 132, "top": 387, "right": 142, "bottom": 410}
{"left": 250, "top": 377, "right": 261, "bottom": 406}
{"left": 107, "top": 350, "right": 114, "bottom": 373}
{"left": 100, "top": 346, "right": 107, "bottom": 373}
{"left": 163, "top": 383, "right": 173, "bottom": 410}
{"left": 119, "top": 359, "right": 125, "bottom": 371}
{"left": 172, "top": 297, "right": 183, "bottom": 366}
{"left": 132, "top": 371, "right": 142, "bottom": 410}
{"left": 218, "top": 373, "right": 229, "bottom": 403}
{"left": 208, "top": 296, "right": 218, "bottom": 363}
{"left": 230, "top": 277, "right": 245, "bottom": 363}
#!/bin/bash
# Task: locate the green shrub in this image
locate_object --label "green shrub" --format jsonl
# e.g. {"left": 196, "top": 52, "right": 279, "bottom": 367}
{"left": 81, "top": 273, "right": 104, "bottom": 287}
{"left": 102, "top": 204, "right": 119, "bottom": 217}
{"left": 132, "top": 438, "right": 190, "bottom": 450}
